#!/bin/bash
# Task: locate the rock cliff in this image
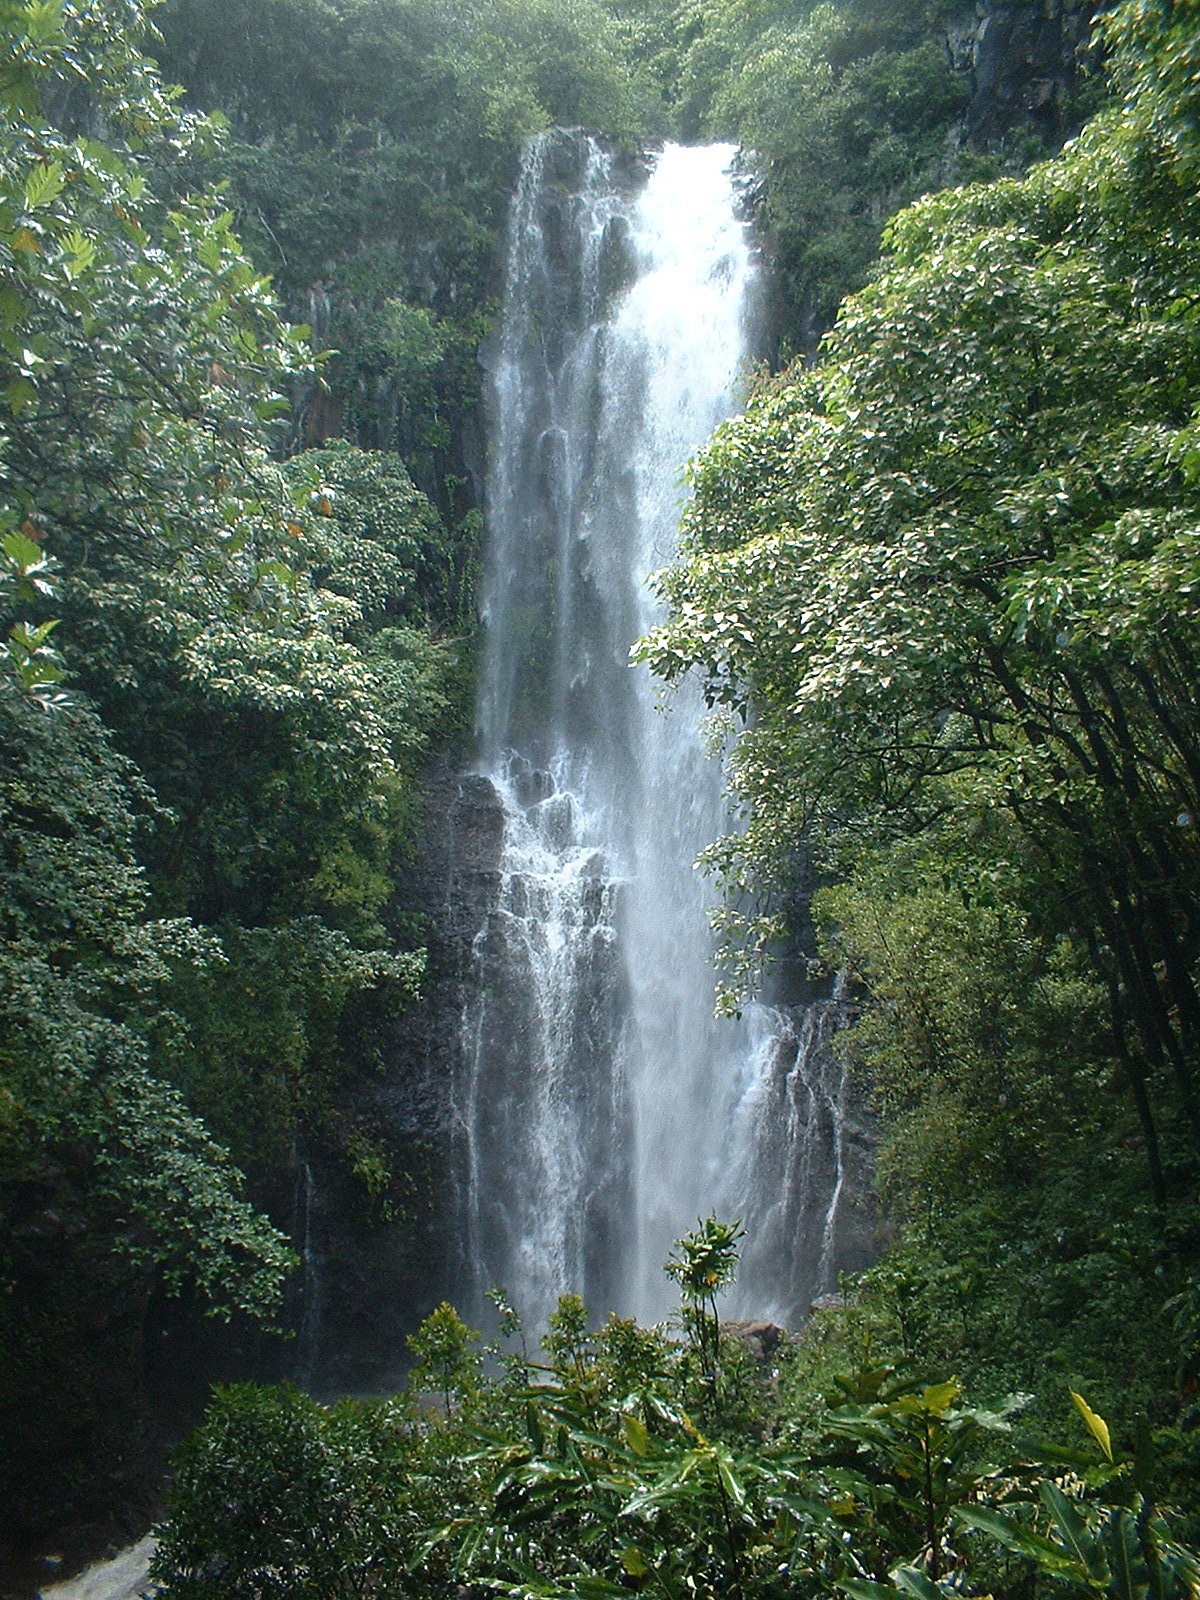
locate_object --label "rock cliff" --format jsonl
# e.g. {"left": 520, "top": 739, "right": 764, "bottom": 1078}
{"left": 299, "top": 761, "right": 506, "bottom": 1392}
{"left": 951, "top": 0, "right": 1098, "bottom": 151}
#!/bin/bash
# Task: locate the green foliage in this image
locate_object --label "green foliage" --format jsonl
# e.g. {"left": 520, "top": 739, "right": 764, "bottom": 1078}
{"left": 151, "top": 1383, "right": 411, "bottom": 1599}
{"left": 812, "top": 823, "right": 1114, "bottom": 1221}
{"left": 152, "top": 0, "right": 657, "bottom": 508}
{"left": 0, "top": 0, "right": 470, "bottom": 1543}
{"left": 952, "top": 1392, "right": 1200, "bottom": 1600}
{"left": 0, "top": 0, "right": 299, "bottom": 1292}
{"left": 626, "top": 11, "right": 1200, "bottom": 1536}
{"left": 666, "top": 1214, "right": 745, "bottom": 1387}
{"left": 0, "top": 678, "right": 294, "bottom": 1534}
{"left": 820, "top": 1373, "right": 1024, "bottom": 1584}
{"left": 154, "top": 921, "right": 423, "bottom": 1182}
{"left": 407, "top": 1301, "right": 482, "bottom": 1416}
{"left": 153, "top": 1242, "right": 1200, "bottom": 1600}
{"left": 542, "top": 1291, "right": 598, "bottom": 1389}
{"left": 703, "top": 2, "right": 971, "bottom": 337}
{"left": 1102, "top": 0, "right": 1200, "bottom": 178}
{"left": 285, "top": 440, "right": 462, "bottom": 636}
{"left": 1, "top": 527, "right": 64, "bottom": 702}
{"left": 637, "top": 22, "right": 1200, "bottom": 1213}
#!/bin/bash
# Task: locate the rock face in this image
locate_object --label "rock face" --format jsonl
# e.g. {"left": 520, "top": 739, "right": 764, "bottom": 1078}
{"left": 949, "top": 0, "right": 1097, "bottom": 151}
{"left": 725, "top": 1320, "right": 788, "bottom": 1365}
{"left": 299, "top": 748, "right": 883, "bottom": 1378}
{"left": 730, "top": 991, "right": 878, "bottom": 1327}
{"left": 298, "top": 759, "right": 507, "bottom": 1394}
{"left": 304, "top": 756, "right": 876, "bottom": 1384}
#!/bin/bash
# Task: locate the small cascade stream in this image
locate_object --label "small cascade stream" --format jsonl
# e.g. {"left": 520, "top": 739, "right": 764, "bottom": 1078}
{"left": 456, "top": 132, "right": 870, "bottom": 1332}
{"left": 293, "top": 1157, "right": 325, "bottom": 1389}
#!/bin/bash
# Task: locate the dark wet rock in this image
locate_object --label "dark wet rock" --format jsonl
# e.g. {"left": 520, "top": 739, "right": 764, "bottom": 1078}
{"left": 297, "top": 757, "right": 509, "bottom": 1394}
{"left": 948, "top": 0, "right": 1096, "bottom": 152}
{"left": 725, "top": 1319, "right": 789, "bottom": 1364}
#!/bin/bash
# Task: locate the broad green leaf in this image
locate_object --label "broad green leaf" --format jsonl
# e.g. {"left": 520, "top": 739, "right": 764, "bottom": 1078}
{"left": 24, "top": 160, "right": 64, "bottom": 209}
{"left": 954, "top": 1505, "right": 1081, "bottom": 1575}
{"left": 1159, "top": 1538, "right": 1200, "bottom": 1597}
{"left": 891, "top": 1565, "right": 949, "bottom": 1600}
{"left": 1039, "top": 1480, "right": 1106, "bottom": 1583}
{"left": 0, "top": 285, "right": 25, "bottom": 330}
{"left": 1104, "top": 1508, "right": 1149, "bottom": 1600}
{"left": 59, "top": 228, "right": 95, "bottom": 278}
{"left": 455, "top": 1522, "right": 485, "bottom": 1574}
{"left": 23, "top": 0, "right": 65, "bottom": 45}
{"left": 571, "top": 1579, "right": 633, "bottom": 1599}
{"left": 254, "top": 396, "right": 293, "bottom": 422}
{"left": 920, "top": 1380, "right": 960, "bottom": 1415}
{"left": 3, "top": 529, "right": 44, "bottom": 571}
{"left": 524, "top": 1401, "right": 545, "bottom": 1453}
{"left": 5, "top": 376, "right": 36, "bottom": 415}
{"left": 622, "top": 1413, "right": 651, "bottom": 1457}
{"left": 9, "top": 617, "right": 59, "bottom": 649}
{"left": 620, "top": 1545, "right": 650, "bottom": 1578}
{"left": 715, "top": 1445, "right": 746, "bottom": 1508}
{"left": 15, "top": 657, "right": 63, "bottom": 690}
{"left": 1071, "top": 1391, "right": 1115, "bottom": 1464}
{"left": 255, "top": 558, "right": 295, "bottom": 587}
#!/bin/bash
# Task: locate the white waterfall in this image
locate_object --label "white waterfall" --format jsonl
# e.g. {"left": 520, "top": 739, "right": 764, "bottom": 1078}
{"left": 457, "top": 133, "right": 866, "bottom": 1331}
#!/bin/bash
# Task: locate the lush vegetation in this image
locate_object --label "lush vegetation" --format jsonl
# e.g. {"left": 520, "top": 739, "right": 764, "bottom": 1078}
{"left": 4, "top": 0, "right": 1194, "bottom": 1582}
{"left": 150, "top": 1228, "right": 1200, "bottom": 1599}
{"left": 150, "top": 0, "right": 663, "bottom": 528}
{"left": 0, "top": 0, "right": 466, "bottom": 1547}
{"left": 149, "top": 0, "right": 1062, "bottom": 498}
{"left": 636, "top": 0, "right": 1200, "bottom": 1525}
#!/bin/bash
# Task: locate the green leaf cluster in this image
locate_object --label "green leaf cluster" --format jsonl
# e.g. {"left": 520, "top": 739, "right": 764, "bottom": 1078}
{"left": 0, "top": 0, "right": 470, "bottom": 1543}
{"left": 674, "top": 0, "right": 976, "bottom": 339}
{"left": 638, "top": 0, "right": 1200, "bottom": 1214}
{"left": 153, "top": 1242, "right": 1200, "bottom": 1600}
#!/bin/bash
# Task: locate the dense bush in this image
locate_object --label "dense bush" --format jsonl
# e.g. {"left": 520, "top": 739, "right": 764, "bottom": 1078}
{"left": 0, "top": 0, "right": 467, "bottom": 1541}
{"left": 154, "top": 1227, "right": 1200, "bottom": 1599}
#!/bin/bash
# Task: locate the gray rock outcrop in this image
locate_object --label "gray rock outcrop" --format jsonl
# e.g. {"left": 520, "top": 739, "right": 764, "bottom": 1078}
{"left": 297, "top": 759, "right": 507, "bottom": 1394}
{"left": 950, "top": 0, "right": 1097, "bottom": 151}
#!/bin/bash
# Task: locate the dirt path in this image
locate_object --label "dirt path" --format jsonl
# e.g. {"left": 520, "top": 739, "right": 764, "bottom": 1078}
{"left": 39, "top": 1537, "right": 157, "bottom": 1600}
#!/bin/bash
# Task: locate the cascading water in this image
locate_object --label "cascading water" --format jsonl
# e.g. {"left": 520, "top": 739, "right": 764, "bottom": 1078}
{"left": 457, "top": 132, "right": 870, "bottom": 1332}
{"left": 293, "top": 1158, "right": 324, "bottom": 1388}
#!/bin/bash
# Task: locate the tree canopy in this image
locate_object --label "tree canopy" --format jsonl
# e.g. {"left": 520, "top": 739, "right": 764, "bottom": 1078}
{"left": 638, "top": 0, "right": 1200, "bottom": 1244}
{"left": 0, "top": 0, "right": 465, "bottom": 1542}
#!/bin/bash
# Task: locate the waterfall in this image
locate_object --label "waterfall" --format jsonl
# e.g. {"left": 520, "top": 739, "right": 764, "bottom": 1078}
{"left": 457, "top": 132, "right": 869, "bottom": 1333}
{"left": 293, "top": 1158, "right": 324, "bottom": 1387}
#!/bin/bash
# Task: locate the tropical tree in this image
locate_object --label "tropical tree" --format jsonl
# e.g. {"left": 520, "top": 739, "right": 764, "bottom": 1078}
{"left": 0, "top": 0, "right": 457, "bottom": 1540}
{"left": 636, "top": 0, "right": 1200, "bottom": 1206}
{"left": 666, "top": 1213, "right": 745, "bottom": 1387}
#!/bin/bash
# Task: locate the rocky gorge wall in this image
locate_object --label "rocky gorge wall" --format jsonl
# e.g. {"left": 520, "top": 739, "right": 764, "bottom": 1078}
{"left": 951, "top": 0, "right": 1099, "bottom": 151}
{"left": 298, "top": 761, "right": 506, "bottom": 1393}
{"left": 292, "top": 0, "right": 1102, "bottom": 1389}
{"left": 304, "top": 752, "right": 876, "bottom": 1387}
